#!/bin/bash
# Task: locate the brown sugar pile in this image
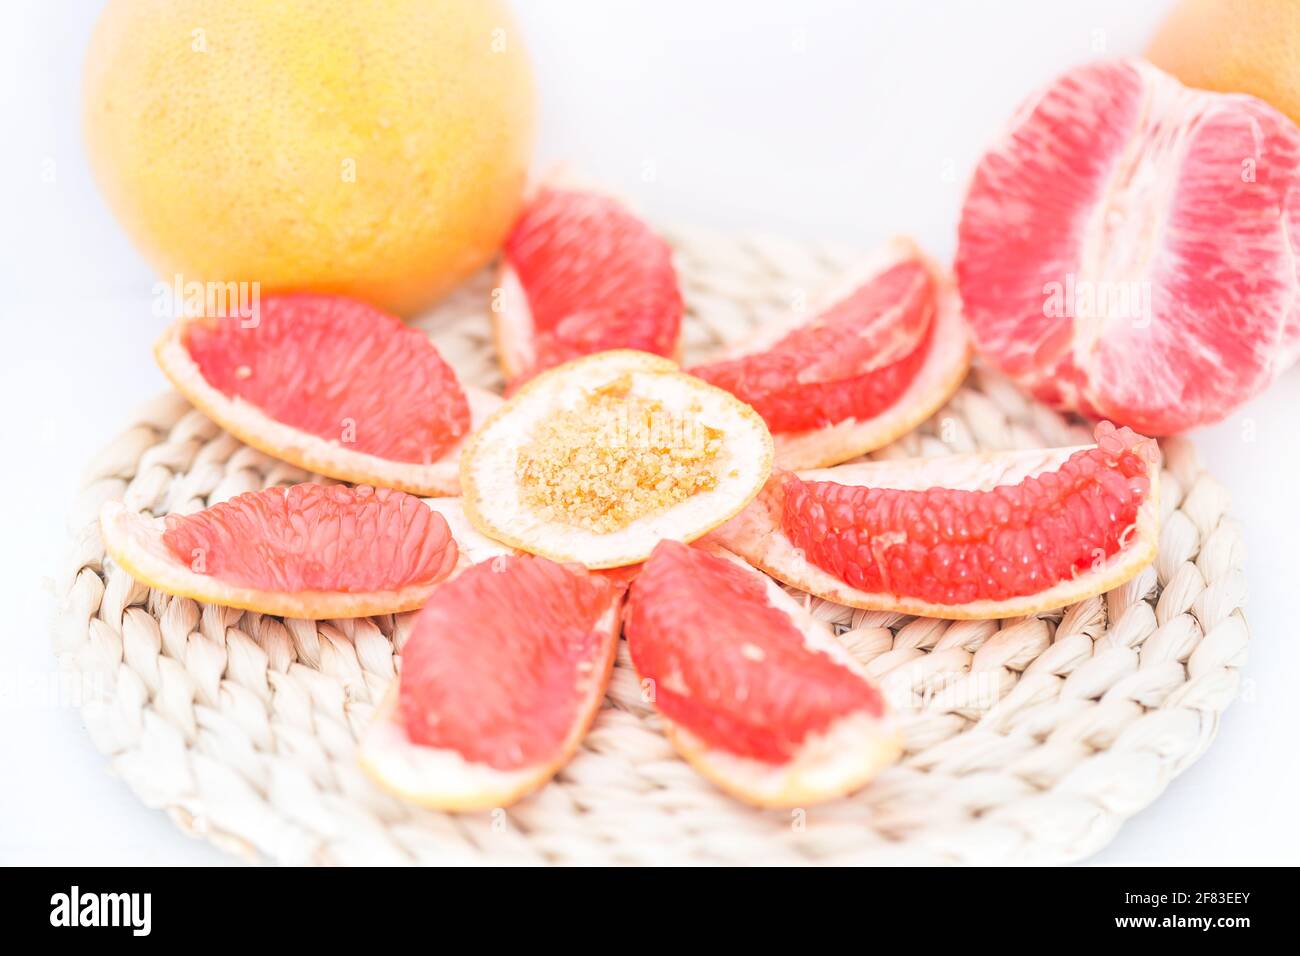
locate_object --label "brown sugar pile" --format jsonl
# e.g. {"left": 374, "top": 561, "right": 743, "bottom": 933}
{"left": 517, "top": 376, "right": 724, "bottom": 533}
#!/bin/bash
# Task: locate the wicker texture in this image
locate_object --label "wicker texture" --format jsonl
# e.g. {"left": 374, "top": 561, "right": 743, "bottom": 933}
{"left": 53, "top": 226, "right": 1249, "bottom": 864}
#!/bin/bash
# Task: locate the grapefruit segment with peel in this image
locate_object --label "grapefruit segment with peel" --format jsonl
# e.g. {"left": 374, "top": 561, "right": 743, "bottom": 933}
{"left": 100, "top": 484, "right": 460, "bottom": 619}
{"left": 460, "top": 350, "right": 773, "bottom": 569}
{"left": 689, "top": 238, "right": 971, "bottom": 470}
{"left": 624, "top": 541, "right": 899, "bottom": 807}
{"left": 358, "top": 556, "right": 623, "bottom": 811}
{"left": 956, "top": 59, "right": 1300, "bottom": 435}
{"left": 493, "top": 184, "right": 683, "bottom": 386}
{"left": 711, "top": 422, "right": 1160, "bottom": 620}
{"left": 155, "top": 293, "right": 501, "bottom": 496}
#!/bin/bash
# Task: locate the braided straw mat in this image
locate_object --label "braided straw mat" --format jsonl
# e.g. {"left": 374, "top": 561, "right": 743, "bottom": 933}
{"left": 54, "top": 225, "right": 1249, "bottom": 865}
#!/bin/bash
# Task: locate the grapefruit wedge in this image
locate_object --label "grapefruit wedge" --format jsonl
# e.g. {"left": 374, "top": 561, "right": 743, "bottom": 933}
{"left": 358, "top": 556, "right": 623, "bottom": 811}
{"left": 624, "top": 541, "right": 899, "bottom": 807}
{"left": 155, "top": 293, "right": 501, "bottom": 496}
{"left": 690, "top": 238, "right": 970, "bottom": 469}
{"left": 711, "top": 422, "right": 1160, "bottom": 620}
{"left": 461, "top": 350, "right": 772, "bottom": 569}
{"left": 493, "top": 183, "right": 683, "bottom": 387}
{"left": 100, "top": 484, "right": 460, "bottom": 619}
{"left": 956, "top": 59, "right": 1300, "bottom": 435}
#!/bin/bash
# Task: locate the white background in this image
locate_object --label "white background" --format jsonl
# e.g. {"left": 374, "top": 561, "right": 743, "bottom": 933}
{"left": 1, "top": 0, "right": 1296, "bottom": 865}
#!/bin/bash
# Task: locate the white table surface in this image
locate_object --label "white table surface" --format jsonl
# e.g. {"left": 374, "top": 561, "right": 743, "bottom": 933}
{"left": 2, "top": 0, "right": 1296, "bottom": 865}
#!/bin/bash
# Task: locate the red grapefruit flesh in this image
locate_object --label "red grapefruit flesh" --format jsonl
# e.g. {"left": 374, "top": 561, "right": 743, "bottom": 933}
{"left": 358, "top": 556, "right": 623, "bottom": 810}
{"left": 956, "top": 58, "right": 1300, "bottom": 435}
{"left": 155, "top": 293, "right": 501, "bottom": 496}
{"left": 689, "top": 238, "right": 970, "bottom": 469}
{"left": 100, "top": 484, "right": 459, "bottom": 618}
{"left": 712, "top": 422, "right": 1161, "bottom": 620}
{"left": 624, "top": 541, "right": 899, "bottom": 806}
{"left": 494, "top": 185, "right": 683, "bottom": 385}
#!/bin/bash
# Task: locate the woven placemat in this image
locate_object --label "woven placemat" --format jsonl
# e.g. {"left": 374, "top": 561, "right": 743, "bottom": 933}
{"left": 53, "top": 225, "right": 1249, "bottom": 865}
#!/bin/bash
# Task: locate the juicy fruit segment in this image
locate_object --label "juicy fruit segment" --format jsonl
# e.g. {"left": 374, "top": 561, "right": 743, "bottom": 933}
{"left": 495, "top": 186, "right": 683, "bottom": 384}
{"left": 399, "top": 557, "right": 615, "bottom": 769}
{"left": 783, "top": 422, "right": 1155, "bottom": 606}
{"left": 691, "top": 257, "right": 934, "bottom": 432}
{"left": 99, "top": 485, "right": 459, "bottom": 619}
{"left": 956, "top": 59, "right": 1300, "bottom": 435}
{"left": 182, "top": 294, "right": 469, "bottom": 462}
{"left": 627, "top": 543, "right": 882, "bottom": 762}
{"left": 710, "top": 421, "right": 1161, "bottom": 619}
{"left": 687, "top": 238, "right": 971, "bottom": 469}
{"left": 516, "top": 375, "right": 723, "bottom": 534}
{"left": 625, "top": 541, "right": 897, "bottom": 805}
{"left": 359, "top": 556, "right": 622, "bottom": 810}
{"left": 156, "top": 292, "right": 499, "bottom": 496}
{"left": 163, "top": 484, "right": 455, "bottom": 593}
{"left": 461, "top": 350, "right": 773, "bottom": 569}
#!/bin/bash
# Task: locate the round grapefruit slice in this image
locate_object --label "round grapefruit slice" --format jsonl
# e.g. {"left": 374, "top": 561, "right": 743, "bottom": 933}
{"left": 956, "top": 58, "right": 1300, "bottom": 435}
{"left": 358, "top": 556, "right": 623, "bottom": 811}
{"left": 624, "top": 541, "right": 899, "bottom": 807}
{"left": 155, "top": 293, "right": 502, "bottom": 496}
{"left": 493, "top": 183, "right": 683, "bottom": 387}
{"left": 689, "top": 238, "right": 970, "bottom": 470}
{"left": 711, "top": 422, "right": 1160, "bottom": 620}
{"left": 100, "top": 483, "right": 460, "bottom": 618}
{"left": 460, "top": 350, "right": 772, "bottom": 569}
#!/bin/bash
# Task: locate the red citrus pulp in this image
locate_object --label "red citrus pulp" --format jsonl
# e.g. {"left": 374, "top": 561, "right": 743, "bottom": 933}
{"left": 156, "top": 293, "right": 500, "bottom": 495}
{"left": 359, "top": 555, "right": 623, "bottom": 810}
{"left": 624, "top": 541, "right": 898, "bottom": 806}
{"left": 956, "top": 59, "right": 1300, "bottom": 434}
{"left": 712, "top": 421, "right": 1161, "bottom": 619}
{"left": 689, "top": 239, "right": 970, "bottom": 469}
{"left": 100, "top": 484, "right": 459, "bottom": 618}
{"left": 494, "top": 185, "right": 683, "bottom": 386}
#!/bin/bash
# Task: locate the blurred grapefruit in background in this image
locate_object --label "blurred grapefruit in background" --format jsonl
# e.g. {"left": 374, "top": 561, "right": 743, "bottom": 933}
{"left": 1147, "top": 0, "right": 1300, "bottom": 127}
{"left": 83, "top": 0, "right": 535, "bottom": 316}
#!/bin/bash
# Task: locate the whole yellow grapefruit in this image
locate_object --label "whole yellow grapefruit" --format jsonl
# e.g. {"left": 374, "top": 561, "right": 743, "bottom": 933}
{"left": 1147, "top": 0, "right": 1300, "bottom": 128}
{"left": 84, "top": 0, "right": 535, "bottom": 315}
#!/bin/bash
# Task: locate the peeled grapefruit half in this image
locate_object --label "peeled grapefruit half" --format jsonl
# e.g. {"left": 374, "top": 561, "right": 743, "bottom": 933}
{"left": 711, "top": 422, "right": 1160, "bottom": 620}
{"left": 690, "top": 238, "right": 970, "bottom": 469}
{"left": 155, "top": 294, "right": 501, "bottom": 496}
{"left": 624, "top": 541, "right": 899, "bottom": 807}
{"left": 461, "top": 350, "right": 773, "bottom": 569}
{"left": 358, "top": 556, "right": 623, "bottom": 811}
{"left": 956, "top": 59, "right": 1300, "bottom": 435}
{"left": 493, "top": 184, "right": 683, "bottom": 387}
{"left": 100, "top": 484, "right": 460, "bottom": 618}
